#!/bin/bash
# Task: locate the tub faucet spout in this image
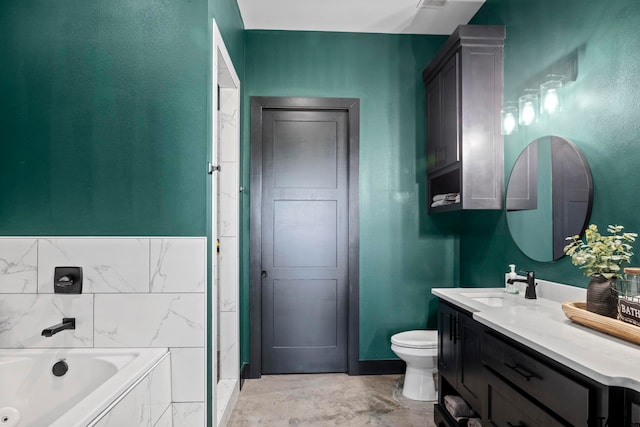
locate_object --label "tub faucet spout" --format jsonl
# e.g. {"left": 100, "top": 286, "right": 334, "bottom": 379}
{"left": 42, "top": 318, "right": 76, "bottom": 337}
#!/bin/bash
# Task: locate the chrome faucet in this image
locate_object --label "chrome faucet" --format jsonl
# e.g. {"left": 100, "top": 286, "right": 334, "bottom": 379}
{"left": 42, "top": 318, "right": 76, "bottom": 337}
{"left": 507, "top": 271, "right": 537, "bottom": 299}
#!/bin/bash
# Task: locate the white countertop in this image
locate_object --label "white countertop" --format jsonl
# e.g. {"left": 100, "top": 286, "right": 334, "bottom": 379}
{"left": 432, "top": 284, "right": 640, "bottom": 392}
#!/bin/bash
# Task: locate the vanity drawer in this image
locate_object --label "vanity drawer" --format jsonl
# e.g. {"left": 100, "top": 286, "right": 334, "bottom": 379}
{"left": 482, "top": 332, "right": 589, "bottom": 426}
{"left": 485, "top": 369, "right": 565, "bottom": 427}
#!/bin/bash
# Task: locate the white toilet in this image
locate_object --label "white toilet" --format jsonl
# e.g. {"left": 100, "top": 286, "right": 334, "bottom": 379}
{"left": 390, "top": 330, "right": 438, "bottom": 401}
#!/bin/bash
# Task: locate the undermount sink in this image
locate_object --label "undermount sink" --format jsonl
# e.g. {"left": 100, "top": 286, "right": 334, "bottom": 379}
{"left": 460, "top": 292, "right": 506, "bottom": 307}
{"left": 469, "top": 296, "right": 505, "bottom": 307}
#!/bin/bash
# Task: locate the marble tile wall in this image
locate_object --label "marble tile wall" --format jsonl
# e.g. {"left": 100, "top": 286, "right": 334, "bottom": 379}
{"left": 217, "top": 87, "right": 239, "bottom": 387}
{"left": 0, "top": 237, "right": 206, "bottom": 427}
{"left": 173, "top": 402, "right": 206, "bottom": 427}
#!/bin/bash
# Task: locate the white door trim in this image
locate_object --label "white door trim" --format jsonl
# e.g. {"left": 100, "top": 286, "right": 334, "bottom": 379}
{"left": 211, "top": 19, "right": 240, "bottom": 427}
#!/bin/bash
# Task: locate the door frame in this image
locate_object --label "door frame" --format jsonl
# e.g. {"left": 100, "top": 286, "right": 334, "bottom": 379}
{"left": 211, "top": 19, "right": 240, "bottom": 426}
{"left": 249, "top": 96, "right": 360, "bottom": 377}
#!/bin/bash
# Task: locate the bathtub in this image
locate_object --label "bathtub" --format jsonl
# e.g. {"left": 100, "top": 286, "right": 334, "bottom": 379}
{"left": 0, "top": 348, "right": 169, "bottom": 427}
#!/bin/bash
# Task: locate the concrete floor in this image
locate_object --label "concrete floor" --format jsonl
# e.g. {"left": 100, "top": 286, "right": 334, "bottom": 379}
{"left": 227, "top": 374, "right": 436, "bottom": 426}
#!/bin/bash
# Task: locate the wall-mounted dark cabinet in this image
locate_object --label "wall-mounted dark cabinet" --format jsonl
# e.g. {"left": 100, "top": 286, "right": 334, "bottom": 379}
{"left": 423, "top": 25, "right": 505, "bottom": 212}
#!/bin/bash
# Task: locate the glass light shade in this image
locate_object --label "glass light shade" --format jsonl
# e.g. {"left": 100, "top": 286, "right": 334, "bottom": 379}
{"left": 518, "top": 91, "right": 539, "bottom": 126}
{"left": 540, "top": 76, "right": 564, "bottom": 115}
{"left": 501, "top": 105, "right": 518, "bottom": 135}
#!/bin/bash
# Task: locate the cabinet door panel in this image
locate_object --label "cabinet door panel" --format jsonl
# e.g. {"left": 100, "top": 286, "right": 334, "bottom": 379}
{"left": 460, "top": 46, "right": 503, "bottom": 209}
{"left": 426, "top": 76, "right": 442, "bottom": 172}
{"left": 458, "top": 312, "right": 484, "bottom": 412}
{"left": 440, "top": 54, "right": 460, "bottom": 169}
{"left": 438, "top": 303, "right": 457, "bottom": 383}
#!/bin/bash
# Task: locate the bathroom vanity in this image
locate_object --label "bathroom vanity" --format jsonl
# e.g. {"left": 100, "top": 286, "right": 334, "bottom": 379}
{"left": 432, "top": 285, "right": 640, "bottom": 426}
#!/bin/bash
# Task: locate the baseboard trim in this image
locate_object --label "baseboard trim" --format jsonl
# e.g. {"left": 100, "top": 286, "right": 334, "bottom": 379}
{"left": 240, "top": 363, "right": 251, "bottom": 388}
{"left": 240, "top": 360, "right": 405, "bottom": 379}
{"left": 357, "top": 359, "right": 406, "bottom": 375}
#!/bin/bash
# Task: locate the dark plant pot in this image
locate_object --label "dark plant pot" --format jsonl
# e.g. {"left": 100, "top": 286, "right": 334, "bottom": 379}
{"left": 586, "top": 274, "right": 618, "bottom": 318}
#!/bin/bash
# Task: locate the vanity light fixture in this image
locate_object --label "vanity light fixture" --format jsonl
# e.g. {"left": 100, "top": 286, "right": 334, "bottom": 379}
{"left": 540, "top": 75, "right": 564, "bottom": 115}
{"left": 501, "top": 103, "right": 519, "bottom": 135}
{"left": 518, "top": 90, "right": 539, "bottom": 126}
{"left": 501, "top": 51, "right": 578, "bottom": 137}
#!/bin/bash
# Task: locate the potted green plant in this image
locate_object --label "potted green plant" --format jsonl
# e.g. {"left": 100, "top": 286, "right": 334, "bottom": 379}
{"left": 564, "top": 224, "right": 637, "bottom": 318}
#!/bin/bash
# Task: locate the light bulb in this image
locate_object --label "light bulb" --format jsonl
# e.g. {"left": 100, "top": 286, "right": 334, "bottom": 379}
{"left": 503, "top": 112, "right": 516, "bottom": 135}
{"left": 521, "top": 101, "right": 535, "bottom": 125}
{"left": 544, "top": 88, "right": 559, "bottom": 113}
{"left": 501, "top": 104, "right": 518, "bottom": 135}
{"left": 540, "top": 76, "right": 563, "bottom": 115}
{"left": 518, "top": 91, "right": 539, "bottom": 126}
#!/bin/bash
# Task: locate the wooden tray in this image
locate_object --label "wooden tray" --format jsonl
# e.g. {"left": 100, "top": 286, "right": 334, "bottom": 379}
{"left": 562, "top": 302, "right": 640, "bottom": 345}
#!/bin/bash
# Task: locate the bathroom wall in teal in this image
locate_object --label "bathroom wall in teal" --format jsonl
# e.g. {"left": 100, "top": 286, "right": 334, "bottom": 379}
{"left": 462, "top": 0, "right": 640, "bottom": 286}
{"left": 0, "top": 0, "right": 244, "bottom": 236}
{"left": 241, "top": 31, "right": 459, "bottom": 361}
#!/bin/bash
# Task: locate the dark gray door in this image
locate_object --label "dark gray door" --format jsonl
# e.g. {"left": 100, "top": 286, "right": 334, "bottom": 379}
{"left": 552, "top": 137, "right": 591, "bottom": 259}
{"left": 506, "top": 140, "right": 538, "bottom": 211}
{"left": 260, "top": 109, "right": 348, "bottom": 374}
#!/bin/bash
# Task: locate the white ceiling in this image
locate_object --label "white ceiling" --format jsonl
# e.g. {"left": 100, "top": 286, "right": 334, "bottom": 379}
{"left": 237, "top": 0, "right": 485, "bottom": 35}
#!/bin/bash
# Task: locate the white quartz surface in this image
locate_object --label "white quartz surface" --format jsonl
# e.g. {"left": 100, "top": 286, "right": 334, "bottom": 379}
{"left": 432, "top": 285, "right": 640, "bottom": 392}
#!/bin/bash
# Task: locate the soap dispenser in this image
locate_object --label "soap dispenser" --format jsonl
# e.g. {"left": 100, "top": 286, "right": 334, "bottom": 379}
{"left": 506, "top": 264, "right": 519, "bottom": 294}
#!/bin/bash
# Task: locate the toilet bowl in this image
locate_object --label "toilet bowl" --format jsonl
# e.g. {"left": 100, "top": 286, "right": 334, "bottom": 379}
{"left": 390, "top": 330, "right": 438, "bottom": 401}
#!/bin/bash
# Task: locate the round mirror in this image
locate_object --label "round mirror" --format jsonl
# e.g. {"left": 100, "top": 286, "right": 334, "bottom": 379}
{"left": 506, "top": 136, "right": 593, "bottom": 262}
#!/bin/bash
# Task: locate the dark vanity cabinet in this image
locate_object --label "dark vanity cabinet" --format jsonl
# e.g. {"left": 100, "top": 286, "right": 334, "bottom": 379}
{"left": 423, "top": 25, "right": 505, "bottom": 212}
{"left": 437, "top": 301, "right": 484, "bottom": 419}
{"left": 622, "top": 389, "right": 640, "bottom": 426}
{"left": 482, "top": 332, "right": 607, "bottom": 426}
{"left": 436, "top": 299, "right": 614, "bottom": 427}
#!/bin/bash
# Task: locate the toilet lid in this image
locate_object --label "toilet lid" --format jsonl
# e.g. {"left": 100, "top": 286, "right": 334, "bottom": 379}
{"left": 391, "top": 330, "right": 438, "bottom": 349}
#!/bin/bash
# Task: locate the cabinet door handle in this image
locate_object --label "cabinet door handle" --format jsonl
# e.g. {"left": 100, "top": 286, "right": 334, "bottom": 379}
{"left": 505, "top": 362, "right": 535, "bottom": 381}
{"left": 449, "top": 315, "right": 454, "bottom": 342}
{"left": 452, "top": 316, "right": 459, "bottom": 344}
{"left": 507, "top": 422, "right": 525, "bottom": 427}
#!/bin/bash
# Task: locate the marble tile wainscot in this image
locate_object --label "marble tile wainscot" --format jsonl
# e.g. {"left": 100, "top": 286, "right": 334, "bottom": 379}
{"left": 0, "top": 237, "right": 207, "bottom": 427}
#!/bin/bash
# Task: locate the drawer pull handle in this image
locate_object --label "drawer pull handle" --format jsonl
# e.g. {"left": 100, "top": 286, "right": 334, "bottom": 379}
{"left": 507, "top": 422, "right": 525, "bottom": 427}
{"left": 505, "top": 362, "right": 535, "bottom": 381}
